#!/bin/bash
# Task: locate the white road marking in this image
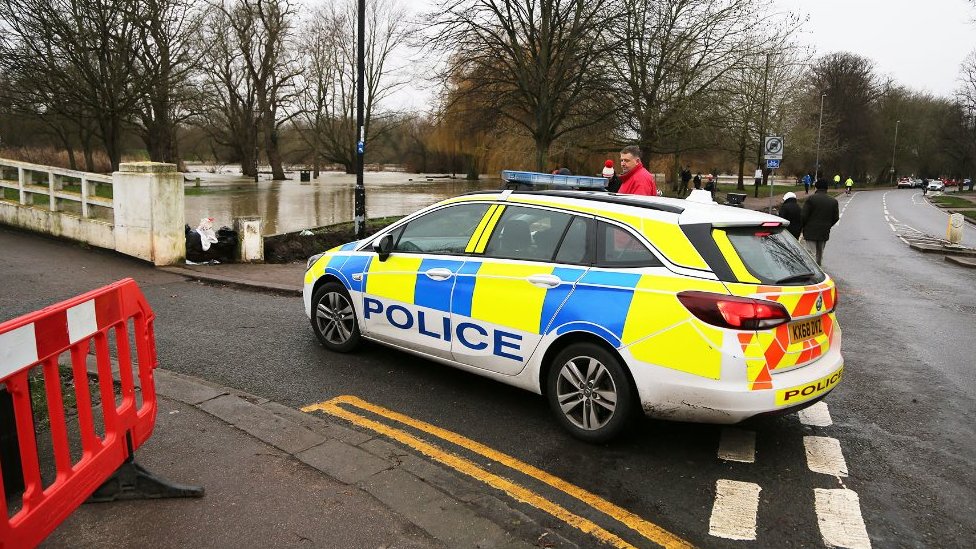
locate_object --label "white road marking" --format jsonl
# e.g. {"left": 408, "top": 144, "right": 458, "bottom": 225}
{"left": 798, "top": 401, "right": 833, "bottom": 427}
{"left": 709, "top": 480, "right": 761, "bottom": 541}
{"left": 815, "top": 489, "right": 872, "bottom": 549}
{"left": 838, "top": 193, "right": 856, "bottom": 220}
{"left": 717, "top": 428, "right": 756, "bottom": 463}
{"left": 804, "top": 436, "right": 849, "bottom": 477}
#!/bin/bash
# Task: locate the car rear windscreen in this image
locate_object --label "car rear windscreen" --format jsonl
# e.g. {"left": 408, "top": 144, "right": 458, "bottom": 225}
{"left": 721, "top": 227, "right": 824, "bottom": 285}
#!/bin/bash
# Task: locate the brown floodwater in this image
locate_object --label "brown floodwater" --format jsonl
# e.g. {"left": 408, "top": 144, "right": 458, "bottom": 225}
{"left": 183, "top": 170, "right": 502, "bottom": 235}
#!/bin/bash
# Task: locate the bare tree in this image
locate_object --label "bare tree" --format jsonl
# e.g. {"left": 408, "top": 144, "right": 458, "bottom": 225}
{"left": 713, "top": 40, "right": 809, "bottom": 191}
{"left": 196, "top": 4, "right": 260, "bottom": 177}
{"left": 0, "top": 0, "right": 145, "bottom": 170}
{"left": 427, "top": 0, "right": 618, "bottom": 171}
{"left": 129, "top": 0, "right": 204, "bottom": 166}
{"left": 295, "top": 0, "right": 410, "bottom": 174}
{"left": 807, "top": 52, "right": 889, "bottom": 180}
{"left": 614, "top": 0, "right": 774, "bottom": 167}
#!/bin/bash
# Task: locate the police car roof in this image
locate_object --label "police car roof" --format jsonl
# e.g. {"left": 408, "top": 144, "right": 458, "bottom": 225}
{"left": 458, "top": 190, "right": 783, "bottom": 227}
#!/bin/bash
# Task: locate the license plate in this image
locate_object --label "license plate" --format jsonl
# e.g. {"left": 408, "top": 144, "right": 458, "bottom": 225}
{"left": 789, "top": 316, "right": 824, "bottom": 344}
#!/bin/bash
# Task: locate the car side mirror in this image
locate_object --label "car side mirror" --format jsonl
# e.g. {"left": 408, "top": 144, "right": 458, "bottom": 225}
{"left": 372, "top": 233, "right": 393, "bottom": 261}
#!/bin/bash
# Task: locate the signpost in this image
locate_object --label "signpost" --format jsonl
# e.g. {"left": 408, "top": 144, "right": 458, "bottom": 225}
{"left": 764, "top": 136, "right": 784, "bottom": 213}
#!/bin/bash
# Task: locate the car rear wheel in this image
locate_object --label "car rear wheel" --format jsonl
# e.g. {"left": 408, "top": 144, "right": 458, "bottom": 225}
{"left": 546, "top": 343, "right": 634, "bottom": 443}
{"left": 311, "top": 281, "right": 361, "bottom": 352}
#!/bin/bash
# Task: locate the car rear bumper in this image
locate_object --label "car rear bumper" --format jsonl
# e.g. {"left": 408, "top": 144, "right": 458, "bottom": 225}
{"left": 630, "top": 329, "right": 844, "bottom": 424}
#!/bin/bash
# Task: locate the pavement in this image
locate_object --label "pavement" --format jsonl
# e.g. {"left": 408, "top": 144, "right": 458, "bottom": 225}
{"left": 20, "top": 184, "right": 973, "bottom": 547}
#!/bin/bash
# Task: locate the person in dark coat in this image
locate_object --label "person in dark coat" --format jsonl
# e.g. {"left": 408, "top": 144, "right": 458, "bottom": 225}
{"left": 801, "top": 178, "right": 840, "bottom": 265}
{"left": 778, "top": 192, "right": 802, "bottom": 239}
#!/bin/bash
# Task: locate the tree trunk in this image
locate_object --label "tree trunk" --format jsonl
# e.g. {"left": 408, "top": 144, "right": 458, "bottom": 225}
{"left": 736, "top": 143, "right": 747, "bottom": 191}
{"left": 56, "top": 130, "right": 77, "bottom": 170}
{"left": 265, "top": 117, "right": 285, "bottom": 180}
{"left": 534, "top": 138, "right": 550, "bottom": 172}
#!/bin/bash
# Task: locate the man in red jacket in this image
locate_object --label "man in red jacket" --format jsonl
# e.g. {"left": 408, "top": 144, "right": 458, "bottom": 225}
{"left": 617, "top": 145, "right": 658, "bottom": 196}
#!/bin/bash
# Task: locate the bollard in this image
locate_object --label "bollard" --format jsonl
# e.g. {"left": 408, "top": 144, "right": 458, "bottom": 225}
{"left": 947, "top": 213, "right": 964, "bottom": 245}
{"left": 234, "top": 216, "right": 264, "bottom": 262}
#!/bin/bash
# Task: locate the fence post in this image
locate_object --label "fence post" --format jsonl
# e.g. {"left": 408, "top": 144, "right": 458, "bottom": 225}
{"left": 112, "top": 162, "right": 185, "bottom": 265}
{"left": 17, "top": 167, "right": 26, "bottom": 205}
{"left": 234, "top": 216, "right": 264, "bottom": 263}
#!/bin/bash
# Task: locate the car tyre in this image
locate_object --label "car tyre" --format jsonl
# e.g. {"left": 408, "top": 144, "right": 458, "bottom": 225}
{"left": 310, "top": 281, "right": 361, "bottom": 353}
{"left": 546, "top": 343, "right": 634, "bottom": 443}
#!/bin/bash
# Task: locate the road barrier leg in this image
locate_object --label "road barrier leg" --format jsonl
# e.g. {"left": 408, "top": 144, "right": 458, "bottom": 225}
{"left": 88, "top": 457, "right": 206, "bottom": 503}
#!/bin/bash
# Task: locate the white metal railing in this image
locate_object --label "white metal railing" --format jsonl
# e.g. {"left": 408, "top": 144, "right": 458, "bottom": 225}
{"left": 0, "top": 158, "right": 113, "bottom": 220}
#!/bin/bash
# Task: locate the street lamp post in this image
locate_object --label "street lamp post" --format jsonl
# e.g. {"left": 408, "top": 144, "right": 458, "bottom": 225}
{"left": 815, "top": 93, "right": 826, "bottom": 179}
{"left": 354, "top": 0, "right": 366, "bottom": 239}
{"left": 890, "top": 119, "right": 900, "bottom": 184}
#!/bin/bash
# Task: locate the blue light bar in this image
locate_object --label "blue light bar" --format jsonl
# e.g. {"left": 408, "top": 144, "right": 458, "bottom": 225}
{"left": 501, "top": 170, "right": 608, "bottom": 191}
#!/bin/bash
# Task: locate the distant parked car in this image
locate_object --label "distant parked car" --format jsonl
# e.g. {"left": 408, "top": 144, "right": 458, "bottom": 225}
{"left": 913, "top": 179, "right": 927, "bottom": 188}
{"left": 944, "top": 179, "right": 959, "bottom": 187}
{"left": 927, "top": 180, "right": 945, "bottom": 192}
{"left": 897, "top": 178, "right": 914, "bottom": 189}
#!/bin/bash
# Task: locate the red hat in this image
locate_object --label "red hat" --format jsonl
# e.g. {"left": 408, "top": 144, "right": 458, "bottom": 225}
{"left": 604, "top": 159, "right": 614, "bottom": 168}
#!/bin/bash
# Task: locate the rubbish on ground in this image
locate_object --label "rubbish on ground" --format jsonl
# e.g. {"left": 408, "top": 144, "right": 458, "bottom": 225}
{"left": 299, "top": 229, "right": 314, "bottom": 236}
{"left": 186, "top": 219, "right": 238, "bottom": 263}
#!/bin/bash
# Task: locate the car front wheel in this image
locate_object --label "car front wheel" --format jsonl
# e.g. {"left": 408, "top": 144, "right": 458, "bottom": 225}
{"left": 546, "top": 343, "right": 634, "bottom": 443}
{"left": 311, "top": 281, "right": 361, "bottom": 352}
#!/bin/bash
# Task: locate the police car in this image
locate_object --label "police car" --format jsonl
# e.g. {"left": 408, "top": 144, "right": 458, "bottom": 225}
{"left": 303, "top": 187, "right": 843, "bottom": 442}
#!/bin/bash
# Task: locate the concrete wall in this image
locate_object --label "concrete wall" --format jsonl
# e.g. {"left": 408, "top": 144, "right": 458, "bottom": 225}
{"left": 113, "top": 162, "right": 185, "bottom": 265}
{"left": 0, "top": 202, "right": 114, "bottom": 248}
{"left": 0, "top": 160, "right": 185, "bottom": 266}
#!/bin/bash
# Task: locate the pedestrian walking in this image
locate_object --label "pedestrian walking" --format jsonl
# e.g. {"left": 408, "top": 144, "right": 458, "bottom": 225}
{"left": 617, "top": 145, "right": 658, "bottom": 196}
{"left": 754, "top": 166, "right": 763, "bottom": 198}
{"left": 778, "top": 192, "right": 802, "bottom": 239}
{"left": 693, "top": 173, "right": 702, "bottom": 189}
{"left": 801, "top": 177, "right": 840, "bottom": 265}
{"left": 681, "top": 167, "right": 692, "bottom": 196}
{"left": 803, "top": 173, "right": 811, "bottom": 194}
{"left": 845, "top": 176, "right": 854, "bottom": 195}
{"left": 833, "top": 174, "right": 841, "bottom": 189}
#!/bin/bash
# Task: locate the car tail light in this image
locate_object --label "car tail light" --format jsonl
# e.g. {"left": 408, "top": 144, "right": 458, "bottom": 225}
{"left": 677, "top": 291, "right": 791, "bottom": 330}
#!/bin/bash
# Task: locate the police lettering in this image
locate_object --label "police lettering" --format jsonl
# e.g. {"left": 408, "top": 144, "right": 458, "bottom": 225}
{"left": 363, "top": 297, "right": 523, "bottom": 361}
{"left": 781, "top": 369, "right": 842, "bottom": 403}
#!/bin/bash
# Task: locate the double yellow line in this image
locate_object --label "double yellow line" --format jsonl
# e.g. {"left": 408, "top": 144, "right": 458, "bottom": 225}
{"left": 302, "top": 395, "right": 693, "bottom": 549}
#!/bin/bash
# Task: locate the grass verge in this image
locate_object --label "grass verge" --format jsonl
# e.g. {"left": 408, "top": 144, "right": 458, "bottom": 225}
{"left": 930, "top": 196, "right": 976, "bottom": 209}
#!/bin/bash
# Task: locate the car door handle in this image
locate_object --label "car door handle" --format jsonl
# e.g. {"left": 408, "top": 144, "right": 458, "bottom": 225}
{"left": 352, "top": 273, "right": 363, "bottom": 281}
{"left": 527, "top": 274, "right": 561, "bottom": 288}
{"left": 424, "top": 268, "right": 454, "bottom": 281}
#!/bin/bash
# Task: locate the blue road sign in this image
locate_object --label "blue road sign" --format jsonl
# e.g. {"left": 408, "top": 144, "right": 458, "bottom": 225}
{"left": 766, "top": 159, "right": 781, "bottom": 169}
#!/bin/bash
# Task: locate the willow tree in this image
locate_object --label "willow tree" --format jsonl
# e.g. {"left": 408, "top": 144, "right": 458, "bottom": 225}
{"left": 427, "top": 0, "right": 619, "bottom": 171}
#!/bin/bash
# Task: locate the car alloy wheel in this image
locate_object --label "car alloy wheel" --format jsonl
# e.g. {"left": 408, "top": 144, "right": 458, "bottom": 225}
{"left": 311, "top": 282, "right": 361, "bottom": 352}
{"left": 547, "top": 342, "right": 633, "bottom": 442}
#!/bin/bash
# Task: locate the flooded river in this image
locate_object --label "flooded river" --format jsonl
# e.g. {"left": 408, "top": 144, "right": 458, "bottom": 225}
{"left": 184, "top": 170, "right": 501, "bottom": 235}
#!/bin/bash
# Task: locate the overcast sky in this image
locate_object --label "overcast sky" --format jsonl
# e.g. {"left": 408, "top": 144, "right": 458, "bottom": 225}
{"left": 776, "top": 0, "right": 976, "bottom": 97}
{"left": 391, "top": 0, "right": 976, "bottom": 111}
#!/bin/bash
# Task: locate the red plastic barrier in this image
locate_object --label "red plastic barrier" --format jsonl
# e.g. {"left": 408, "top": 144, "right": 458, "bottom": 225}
{"left": 0, "top": 279, "right": 158, "bottom": 548}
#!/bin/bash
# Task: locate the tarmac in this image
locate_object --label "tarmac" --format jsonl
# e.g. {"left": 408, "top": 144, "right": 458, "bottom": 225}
{"left": 26, "top": 184, "right": 972, "bottom": 547}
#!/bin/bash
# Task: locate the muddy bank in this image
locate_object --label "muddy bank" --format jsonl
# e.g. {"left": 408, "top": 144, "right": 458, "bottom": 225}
{"left": 263, "top": 216, "right": 404, "bottom": 264}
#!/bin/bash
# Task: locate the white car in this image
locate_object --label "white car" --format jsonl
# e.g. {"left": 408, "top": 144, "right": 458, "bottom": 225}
{"left": 927, "top": 180, "right": 945, "bottom": 192}
{"left": 303, "top": 183, "right": 843, "bottom": 441}
{"left": 897, "top": 178, "right": 914, "bottom": 189}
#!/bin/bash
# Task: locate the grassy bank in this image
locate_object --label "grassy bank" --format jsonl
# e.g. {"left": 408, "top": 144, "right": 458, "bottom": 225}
{"left": 264, "top": 215, "right": 406, "bottom": 263}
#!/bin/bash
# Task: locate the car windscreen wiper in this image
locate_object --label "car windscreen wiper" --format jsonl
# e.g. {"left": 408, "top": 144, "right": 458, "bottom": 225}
{"left": 775, "top": 272, "right": 816, "bottom": 284}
